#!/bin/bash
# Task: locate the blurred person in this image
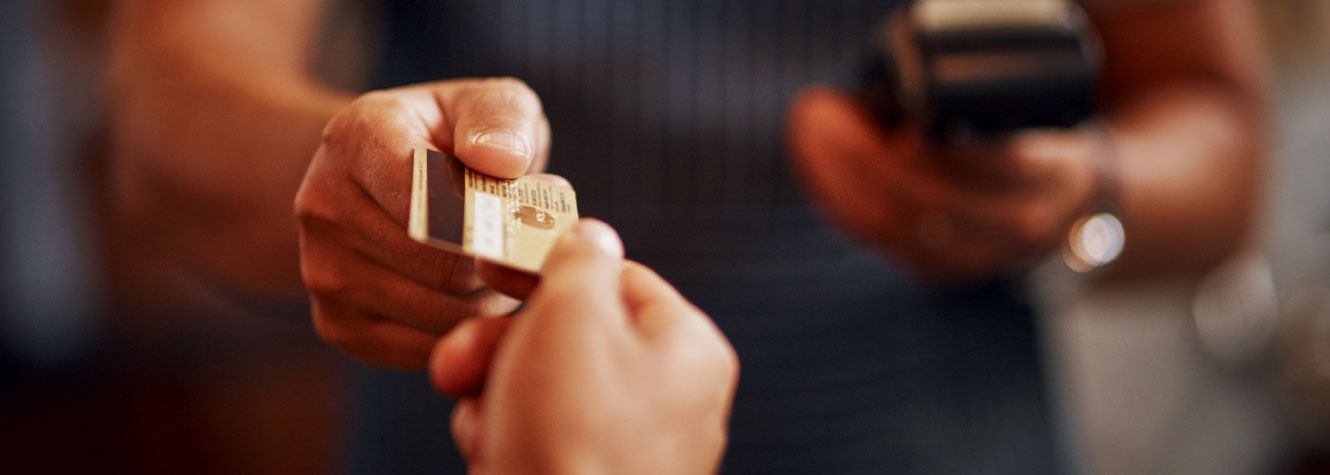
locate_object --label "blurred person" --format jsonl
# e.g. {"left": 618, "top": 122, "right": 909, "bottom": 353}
{"left": 108, "top": 0, "right": 1265, "bottom": 474}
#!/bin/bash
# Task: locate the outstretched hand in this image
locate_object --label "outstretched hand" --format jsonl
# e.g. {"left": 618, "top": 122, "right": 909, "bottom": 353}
{"left": 787, "top": 85, "right": 1099, "bottom": 282}
{"left": 296, "top": 78, "right": 551, "bottom": 369}
{"left": 431, "top": 219, "right": 740, "bottom": 475}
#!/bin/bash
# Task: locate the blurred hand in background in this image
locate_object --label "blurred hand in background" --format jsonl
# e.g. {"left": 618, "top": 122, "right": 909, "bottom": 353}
{"left": 789, "top": 92, "right": 1099, "bottom": 282}
{"left": 787, "top": 0, "right": 1268, "bottom": 283}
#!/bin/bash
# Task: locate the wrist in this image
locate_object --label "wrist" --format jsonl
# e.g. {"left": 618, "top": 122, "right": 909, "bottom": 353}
{"left": 1028, "top": 120, "right": 1127, "bottom": 309}
{"left": 1062, "top": 119, "right": 1126, "bottom": 272}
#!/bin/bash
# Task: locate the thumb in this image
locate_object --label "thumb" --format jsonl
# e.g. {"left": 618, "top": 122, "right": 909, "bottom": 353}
{"left": 542, "top": 218, "right": 624, "bottom": 275}
{"left": 528, "top": 219, "right": 625, "bottom": 323}
{"left": 447, "top": 78, "right": 550, "bottom": 178}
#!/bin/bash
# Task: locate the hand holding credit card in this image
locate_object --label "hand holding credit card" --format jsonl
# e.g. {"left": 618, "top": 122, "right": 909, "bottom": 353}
{"left": 296, "top": 79, "right": 550, "bottom": 369}
{"left": 409, "top": 148, "right": 579, "bottom": 274}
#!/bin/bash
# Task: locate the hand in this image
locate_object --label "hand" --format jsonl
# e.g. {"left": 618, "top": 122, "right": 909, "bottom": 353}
{"left": 430, "top": 220, "right": 740, "bottom": 475}
{"left": 787, "top": 85, "right": 1099, "bottom": 282}
{"left": 295, "top": 78, "right": 551, "bottom": 369}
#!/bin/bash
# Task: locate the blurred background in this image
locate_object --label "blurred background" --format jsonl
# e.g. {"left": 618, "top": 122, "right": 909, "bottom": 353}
{"left": 1, "top": 0, "right": 1327, "bottom": 474}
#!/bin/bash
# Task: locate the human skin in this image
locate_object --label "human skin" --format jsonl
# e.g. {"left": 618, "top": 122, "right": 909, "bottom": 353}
{"left": 294, "top": 78, "right": 552, "bottom": 368}
{"left": 430, "top": 220, "right": 739, "bottom": 475}
{"left": 105, "top": 0, "right": 1267, "bottom": 465}
{"left": 109, "top": 0, "right": 1265, "bottom": 386}
{"left": 110, "top": 1, "right": 554, "bottom": 369}
{"left": 787, "top": 0, "right": 1267, "bottom": 282}
{"left": 109, "top": 0, "right": 1268, "bottom": 320}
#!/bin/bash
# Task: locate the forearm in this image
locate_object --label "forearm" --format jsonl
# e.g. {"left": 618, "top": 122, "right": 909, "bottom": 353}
{"left": 1106, "top": 83, "right": 1264, "bottom": 278}
{"left": 1092, "top": 0, "right": 1267, "bottom": 279}
{"left": 108, "top": 0, "right": 350, "bottom": 299}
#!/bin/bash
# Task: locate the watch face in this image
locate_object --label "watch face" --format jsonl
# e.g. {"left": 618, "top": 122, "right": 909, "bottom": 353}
{"left": 1064, "top": 212, "right": 1124, "bottom": 272}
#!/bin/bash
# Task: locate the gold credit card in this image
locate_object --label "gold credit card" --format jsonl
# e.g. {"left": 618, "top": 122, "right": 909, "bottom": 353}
{"left": 408, "top": 148, "right": 579, "bottom": 274}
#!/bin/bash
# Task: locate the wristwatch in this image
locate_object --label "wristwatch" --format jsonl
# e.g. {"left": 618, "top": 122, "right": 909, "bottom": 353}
{"left": 1062, "top": 120, "right": 1125, "bottom": 273}
{"left": 1027, "top": 120, "right": 1124, "bottom": 311}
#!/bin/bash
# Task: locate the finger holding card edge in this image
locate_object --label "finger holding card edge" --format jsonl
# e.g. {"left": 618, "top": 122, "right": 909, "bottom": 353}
{"left": 408, "top": 147, "right": 581, "bottom": 280}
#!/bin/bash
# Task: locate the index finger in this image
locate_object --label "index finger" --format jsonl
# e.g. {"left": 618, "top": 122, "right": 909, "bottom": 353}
{"left": 620, "top": 261, "right": 692, "bottom": 317}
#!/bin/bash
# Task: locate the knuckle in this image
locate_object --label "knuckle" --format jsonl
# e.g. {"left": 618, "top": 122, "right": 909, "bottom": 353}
{"left": 311, "top": 308, "right": 353, "bottom": 349}
{"left": 359, "top": 98, "right": 411, "bottom": 133}
{"left": 675, "top": 316, "right": 739, "bottom": 382}
{"left": 293, "top": 185, "right": 314, "bottom": 221}
{"left": 369, "top": 92, "right": 416, "bottom": 119}
{"left": 715, "top": 339, "right": 740, "bottom": 382}
{"left": 487, "top": 76, "right": 535, "bottom": 95}
{"left": 476, "top": 77, "right": 544, "bottom": 116}
{"left": 326, "top": 92, "right": 389, "bottom": 143}
{"left": 327, "top": 91, "right": 411, "bottom": 145}
{"left": 319, "top": 111, "right": 350, "bottom": 147}
{"left": 302, "top": 261, "right": 354, "bottom": 301}
{"left": 357, "top": 90, "right": 405, "bottom": 111}
{"left": 294, "top": 191, "right": 340, "bottom": 231}
{"left": 292, "top": 181, "right": 319, "bottom": 219}
{"left": 293, "top": 173, "right": 317, "bottom": 220}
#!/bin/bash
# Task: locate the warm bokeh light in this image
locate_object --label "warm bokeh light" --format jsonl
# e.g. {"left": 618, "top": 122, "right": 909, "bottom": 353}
{"left": 1063, "top": 212, "right": 1124, "bottom": 273}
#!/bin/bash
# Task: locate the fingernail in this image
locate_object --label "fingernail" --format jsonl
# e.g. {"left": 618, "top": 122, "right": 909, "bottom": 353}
{"left": 571, "top": 219, "right": 623, "bottom": 259}
{"left": 472, "top": 129, "right": 530, "bottom": 157}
